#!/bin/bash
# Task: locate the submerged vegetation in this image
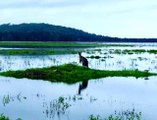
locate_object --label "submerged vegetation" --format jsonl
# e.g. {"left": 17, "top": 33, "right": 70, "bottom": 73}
{"left": 43, "top": 96, "right": 71, "bottom": 118}
{"left": 0, "top": 109, "right": 142, "bottom": 120}
{"left": 110, "top": 49, "right": 157, "bottom": 54}
{"left": 89, "top": 109, "right": 141, "bottom": 120}
{"left": 0, "top": 64, "right": 155, "bottom": 83}
{"left": 0, "top": 49, "right": 78, "bottom": 55}
{"left": 84, "top": 48, "right": 157, "bottom": 60}
{"left": 0, "top": 41, "right": 134, "bottom": 48}
{"left": 87, "top": 55, "right": 102, "bottom": 59}
{"left": 0, "top": 41, "right": 135, "bottom": 55}
{"left": 86, "top": 48, "right": 157, "bottom": 56}
{"left": 0, "top": 41, "right": 103, "bottom": 48}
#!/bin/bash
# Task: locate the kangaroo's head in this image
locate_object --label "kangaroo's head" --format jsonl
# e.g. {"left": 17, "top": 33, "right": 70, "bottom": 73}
{"left": 78, "top": 52, "right": 82, "bottom": 56}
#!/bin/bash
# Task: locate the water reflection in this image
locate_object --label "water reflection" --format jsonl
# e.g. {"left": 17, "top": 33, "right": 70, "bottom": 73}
{"left": 1, "top": 44, "right": 157, "bottom": 120}
{"left": 0, "top": 76, "right": 157, "bottom": 119}
{"left": 78, "top": 81, "right": 88, "bottom": 95}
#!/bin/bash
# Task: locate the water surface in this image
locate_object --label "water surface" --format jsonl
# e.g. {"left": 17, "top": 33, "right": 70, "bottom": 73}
{"left": 1, "top": 43, "right": 157, "bottom": 119}
{"left": 0, "top": 76, "right": 157, "bottom": 120}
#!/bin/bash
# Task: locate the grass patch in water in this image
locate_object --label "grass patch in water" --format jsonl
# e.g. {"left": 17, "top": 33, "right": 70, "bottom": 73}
{"left": 110, "top": 49, "right": 146, "bottom": 54}
{"left": 89, "top": 109, "right": 141, "bottom": 120}
{"left": 0, "top": 41, "right": 134, "bottom": 48}
{"left": 0, "top": 41, "right": 100, "bottom": 48}
{"left": 0, "top": 64, "right": 156, "bottom": 84}
{"left": 87, "top": 55, "right": 102, "bottom": 59}
{"left": 87, "top": 55, "right": 113, "bottom": 59}
{"left": 147, "top": 49, "right": 157, "bottom": 54}
{"left": 0, "top": 49, "right": 78, "bottom": 55}
{"left": 110, "top": 49, "right": 157, "bottom": 54}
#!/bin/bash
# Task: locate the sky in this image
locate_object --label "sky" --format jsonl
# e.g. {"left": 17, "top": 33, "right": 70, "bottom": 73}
{"left": 1, "top": 0, "right": 157, "bottom": 38}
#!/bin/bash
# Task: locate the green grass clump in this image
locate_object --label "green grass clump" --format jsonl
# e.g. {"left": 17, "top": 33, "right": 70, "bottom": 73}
{"left": 0, "top": 114, "right": 9, "bottom": 120}
{"left": 110, "top": 49, "right": 157, "bottom": 55}
{"left": 87, "top": 55, "right": 101, "bottom": 59}
{"left": 122, "top": 49, "right": 146, "bottom": 54}
{"left": 110, "top": 49, "right": 146, "bottom": 54}
{"left": 147, "top": 49, "right": 157, "bottom": 54}
{"left": 0, "top": 64, "right": 156, "bottom": 84}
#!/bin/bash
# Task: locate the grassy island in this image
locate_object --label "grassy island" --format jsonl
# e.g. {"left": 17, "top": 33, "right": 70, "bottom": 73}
{"left": 0, "top": 64, "right": 155, "bottom": 84}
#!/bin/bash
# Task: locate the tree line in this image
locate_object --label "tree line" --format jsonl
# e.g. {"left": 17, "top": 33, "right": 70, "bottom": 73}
{"left": 0, "top": 23, "right": 157, "bottom": 42}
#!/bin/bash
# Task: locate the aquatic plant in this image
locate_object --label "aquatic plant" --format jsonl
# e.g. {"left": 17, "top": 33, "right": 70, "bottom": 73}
{"left": 43, "top": 96, "right": 71, "bottom": 119}
{"left": 0, "top": 64, "right": 156, "bottom": 84}
{"left": 110, "top": 49, "right": 122, "bottom": 54}
{"left": 0, "top": 114, "right": 9, "bottom": 120}
{"left": 108, "top": 49, "right": 157, "bottom": 55}
{"left": 16, "top": 118, "right": 22, "bottom": 120}
{"left": 2, "top": 95, "right": 10, "bottom": 107}
{"left": 94, "top": 49, "right": 102, "bottom": 51}
{"left": 2, "top": 93, "right": 26, "bottom": 106}
{"left": 89, "top": 109, "right": 142, "bottom": 120}
{"left": 87, "top": 55, "right": 113, "bottom": 59}
{"left": 0, "top": 49, "right": 79, "bottom": 55}
{"left": 147, "top": 49, "right": 157, "bottom": 54}
{"left": 0, "top": 41, "right": 134, "bottom": 48}
{"left": 0, "top": 114, "right": 22, "bottom": 120}
{"left": 87, "top": 55, "right": 101, "bottom": 59}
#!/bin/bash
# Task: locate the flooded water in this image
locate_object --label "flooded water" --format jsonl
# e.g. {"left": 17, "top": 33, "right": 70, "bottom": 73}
{"left": 1, "top": 43, "right": 157, "bottom": 120}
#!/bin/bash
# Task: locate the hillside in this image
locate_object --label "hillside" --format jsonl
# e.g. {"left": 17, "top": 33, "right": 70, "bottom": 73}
{"left": 0, "top": 23, "right": 157, "bottom": 42}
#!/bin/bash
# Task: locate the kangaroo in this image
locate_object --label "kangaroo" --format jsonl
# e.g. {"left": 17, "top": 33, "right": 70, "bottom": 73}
{"left": 78, "top": 52, "right": 88, "bottom": 68}
{"left": 78, "top": 52, "right": 89, "bottom": 94}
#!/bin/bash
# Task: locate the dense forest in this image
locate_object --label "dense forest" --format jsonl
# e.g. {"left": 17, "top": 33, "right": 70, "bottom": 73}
{"left": 0, "top": 23, "right": 157, "bottom": 42}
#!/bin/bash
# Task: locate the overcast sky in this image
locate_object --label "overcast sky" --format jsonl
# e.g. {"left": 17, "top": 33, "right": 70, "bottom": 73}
{"left": 1, "top": 0, "right": 157, "bottom": 38}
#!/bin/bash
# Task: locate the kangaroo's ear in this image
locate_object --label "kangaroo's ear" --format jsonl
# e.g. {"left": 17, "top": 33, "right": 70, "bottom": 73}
{"left": 78, "top": 52, "right": 81, "bottom": 55}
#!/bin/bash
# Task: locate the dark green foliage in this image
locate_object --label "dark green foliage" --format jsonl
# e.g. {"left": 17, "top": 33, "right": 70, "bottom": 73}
{"left": 0, "top": 64, "right": 155, "bottom": 84}
{"left": 87, "top": 55, "right": 101, "bottom": 59}
{"left": 147, "top": 49, "right": 157, "bottom": 54}
{"left": 0, "top": 114, "right": 9, "bottom": 120}
{"left": 122, "top": 49, "right": 146, "bottom": 54}
{"left": 0, "top": 23, "right": 110, "bottom": 42}
{"left": 0, "top": 23, "right": 157, "bottom": 42}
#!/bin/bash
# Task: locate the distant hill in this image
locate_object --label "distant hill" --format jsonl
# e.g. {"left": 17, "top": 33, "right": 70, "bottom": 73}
{"left": 0, "top": 23, "right": 157, "bottom": 42}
